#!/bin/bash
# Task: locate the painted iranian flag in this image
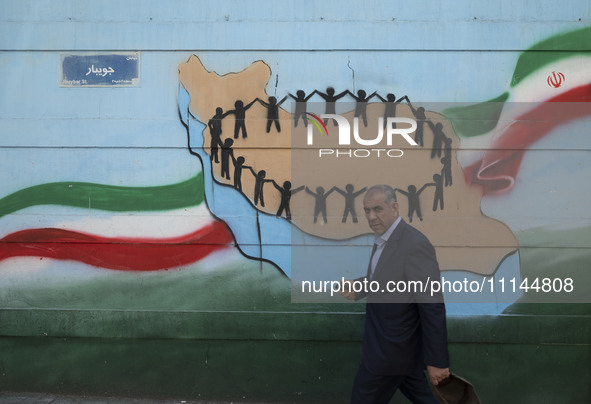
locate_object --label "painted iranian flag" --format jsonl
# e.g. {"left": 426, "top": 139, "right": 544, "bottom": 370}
{"left": 0, "top": 173, "right": 234, "bottom": 271}
{"left": 444, "top": 27, "right": 591, "bottom": 194}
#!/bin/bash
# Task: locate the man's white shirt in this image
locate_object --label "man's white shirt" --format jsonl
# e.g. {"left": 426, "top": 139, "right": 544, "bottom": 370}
{"left": 370, "top": 216, "right": 401, "bottom": 279}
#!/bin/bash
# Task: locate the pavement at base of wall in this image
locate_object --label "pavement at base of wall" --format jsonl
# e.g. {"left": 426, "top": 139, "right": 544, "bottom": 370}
{"left": 0, "top": 392, "right": 277, "bottom": 404}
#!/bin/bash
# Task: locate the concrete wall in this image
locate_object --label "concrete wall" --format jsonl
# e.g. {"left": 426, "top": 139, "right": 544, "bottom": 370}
{"left": 0, "top": 1, "right": 590, "bottom": 402}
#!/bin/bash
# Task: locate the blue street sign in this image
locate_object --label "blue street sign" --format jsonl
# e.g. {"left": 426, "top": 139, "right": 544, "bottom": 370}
{"left": 60, "top": 53, "right": 140, "bottom": 87}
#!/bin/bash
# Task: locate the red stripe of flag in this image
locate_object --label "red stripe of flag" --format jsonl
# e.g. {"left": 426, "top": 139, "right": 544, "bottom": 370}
{"left": 464, "top": 84, "right": 591, "bottom": 194}
{"left": 0, "top": 220, "right": 234, "bottom": 271}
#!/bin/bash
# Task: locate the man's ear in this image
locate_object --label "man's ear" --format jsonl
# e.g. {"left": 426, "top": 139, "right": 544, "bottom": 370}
{"left": 391, "top": 201, "right": 399, "bottom": 215}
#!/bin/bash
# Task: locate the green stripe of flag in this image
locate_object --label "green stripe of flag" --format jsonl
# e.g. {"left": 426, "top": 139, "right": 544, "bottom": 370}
{"left": 511, "top": 27, "right": 591, "bottom": 87}
{"left": 0, "top": 173, "right": 204, "bottom": 218}
{"left": 442, "top": 92, "right": 509, "bottom": 138}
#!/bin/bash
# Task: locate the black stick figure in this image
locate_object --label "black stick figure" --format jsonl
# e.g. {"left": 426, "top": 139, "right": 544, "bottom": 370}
{"left": 317, "top": 87, "right": 349, "bottom": 125}
{"left": 258, "top": 96, "right": 288, "bottom": 133}
{"left": 409, "top": 104, "right": 426, "bottom": 147}
{"left": 376, "top": 93, "right": 410, "bottom": 129}
{"left": 428, "top": 121, "right": 447, "bottom": 159}
{"left": 220, "top": 138, "right": 234, "bottom": 180}
{"left": 232, "top": 155, "right": 249, "bottom": 192}
{"left": 207, "top": 107, "right": 230, "bottom": 163}
{"left": 348, "top": 90, "right": 378, "bottom": 127}
{"left": 441, "top": 157, "right": 453, "bottom": 187}
{"left": 431, "top": 174, "right": 444, "bottom": 211}
{"left": 305, "top": 186, "right": 336, "bottom": 224}
{"left": 334, "top": 184, "right": 367, "bottom": 223}
{"left": 273, "top": 180, "right": 304, "bottom": 221}
{"left": 249, "top": 168, "right": 272, "bottom": 207}
{"left": 395, "top": 184, "right": 433, "bottom": 223}
{"left": 443, "top": 137, "right": 452, "bottom": 162}
{"left": 288, "top": 90, "right": 317, "bottom": 128}
{"left": 227, "top": 99, "right": 257, "bottom": 139}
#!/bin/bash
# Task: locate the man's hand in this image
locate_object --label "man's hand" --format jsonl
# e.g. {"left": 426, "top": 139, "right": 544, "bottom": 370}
{"left": 339, "top": 279, "right": 357, "bottom": 300}
{"left": 427, "top": 365, "right": 450, "bottom": 386}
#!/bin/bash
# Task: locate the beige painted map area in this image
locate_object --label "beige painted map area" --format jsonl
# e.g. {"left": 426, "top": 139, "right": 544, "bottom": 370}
{"left": 179, "top": 55, "right": 518, "bottom": 275}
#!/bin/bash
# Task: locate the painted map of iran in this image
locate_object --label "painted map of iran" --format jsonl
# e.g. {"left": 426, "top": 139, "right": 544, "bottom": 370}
{"left": 179, "top": 55, "right": 518, "bottom": 276}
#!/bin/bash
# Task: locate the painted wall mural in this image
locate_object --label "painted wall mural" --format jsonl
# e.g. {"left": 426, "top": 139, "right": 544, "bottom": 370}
{"left": 178, "top": 55, "right": 517, "bottom": 274}
{"left": 0, "top": 26, "right": 590, "bottom": 313}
